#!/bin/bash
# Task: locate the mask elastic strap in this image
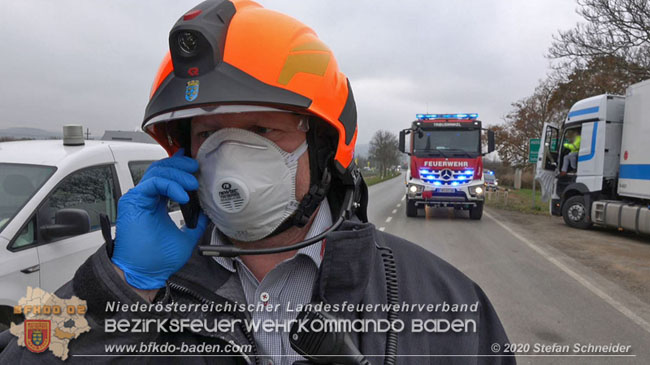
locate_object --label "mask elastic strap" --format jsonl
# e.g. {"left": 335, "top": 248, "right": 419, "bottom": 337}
{"left": 270, "top": 154, "right": 332, "bottom": 235}
{"left": 285, "top": 141, "right": 308, "bottom": 165}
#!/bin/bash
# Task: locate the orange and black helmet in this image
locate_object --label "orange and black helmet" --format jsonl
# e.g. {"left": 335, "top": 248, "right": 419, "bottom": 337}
{"left": 142, "top": 0, "right": 357, "bottom": 176}
{"left": 142, "top": 0, "right": 366, "bottom": 224}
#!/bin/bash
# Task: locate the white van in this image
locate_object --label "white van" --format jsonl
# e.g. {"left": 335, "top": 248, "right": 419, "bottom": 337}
{"left": 0, "top": 138, "right": 181, "bottom": 329}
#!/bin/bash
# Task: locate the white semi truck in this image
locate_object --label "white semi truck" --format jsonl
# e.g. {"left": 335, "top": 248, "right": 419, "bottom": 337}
{"left": 536, "top": 79, "right": 650, "bottom": 234}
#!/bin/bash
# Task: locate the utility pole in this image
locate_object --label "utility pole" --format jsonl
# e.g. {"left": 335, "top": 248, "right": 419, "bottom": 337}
{"left": 86, "top": 128, "right": 91, "bottom": 140}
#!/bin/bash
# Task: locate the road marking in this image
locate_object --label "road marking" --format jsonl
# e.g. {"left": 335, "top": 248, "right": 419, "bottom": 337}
{"left": 485, "top": 211, "right": 650, "bottom": 334}
{"left": 379, "top": 227, "right": 385, "bottom": 231}
{"left": 396, "top": 203, "right": 401, "bottom": 208}
{"left": 385, "top": 217, "right": 392, "bottom": 223}
{"left": 401, "top": 195, "right": 405, "bottom": 201}
{"left": 392, "top": 209, "right": 397, "bottom": 214}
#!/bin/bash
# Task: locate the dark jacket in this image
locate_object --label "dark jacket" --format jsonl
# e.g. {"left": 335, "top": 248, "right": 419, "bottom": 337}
{"left": 0, "top": 220, "right": 514, "bottom": 364}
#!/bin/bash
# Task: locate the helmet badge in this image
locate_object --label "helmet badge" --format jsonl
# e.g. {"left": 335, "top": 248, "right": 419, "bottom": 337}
{"left": 185, "top": 80, "right": 199, "bottom": 102}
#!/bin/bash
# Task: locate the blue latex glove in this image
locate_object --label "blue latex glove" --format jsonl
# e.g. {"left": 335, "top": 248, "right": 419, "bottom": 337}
{"left": 112, "top": 149, "right": 209, "bottom": 290}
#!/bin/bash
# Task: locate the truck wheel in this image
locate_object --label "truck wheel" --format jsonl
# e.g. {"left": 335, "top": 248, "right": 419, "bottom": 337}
{"left": 469, "top": 202, "right": 484, "bottom": 220}
{"left": 406, "top": 199, "right": 418, "bottom": 217}
{"left": 562, "top": 195, "right": 592, "bottom": 229}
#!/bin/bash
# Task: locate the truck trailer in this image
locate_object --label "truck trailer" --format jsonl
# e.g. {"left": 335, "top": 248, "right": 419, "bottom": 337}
{"left": 535, "top": 79, "right": 650, "bottom": 234}
{"left": 398, "top": 114, "right": 495, "bottom": 219}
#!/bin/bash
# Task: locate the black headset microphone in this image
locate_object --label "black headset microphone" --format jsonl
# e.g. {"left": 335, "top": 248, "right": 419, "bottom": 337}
{"left": 197, "top": 187, "right": 354, "bottom": 257}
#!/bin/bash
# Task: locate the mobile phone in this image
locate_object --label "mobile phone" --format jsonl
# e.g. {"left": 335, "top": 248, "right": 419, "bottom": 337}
{"left": 180, "top": 147, "right": 201, "bottom": 228}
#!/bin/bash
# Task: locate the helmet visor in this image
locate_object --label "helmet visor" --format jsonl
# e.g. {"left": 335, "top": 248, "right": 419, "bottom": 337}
{"left": 143, "top": 104, "right": 292, "bottom": 132}
{"left": 143, "top": 104, "right": 307, "bottom": 156}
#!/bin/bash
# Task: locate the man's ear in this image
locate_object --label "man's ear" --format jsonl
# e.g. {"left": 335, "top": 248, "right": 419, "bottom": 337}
{"left": 306, "top": 117, "right": 338, "bottom": 181}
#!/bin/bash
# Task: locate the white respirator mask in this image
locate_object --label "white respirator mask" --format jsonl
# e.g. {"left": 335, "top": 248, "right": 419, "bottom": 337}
{"left": 196, "top": 128, "right": 308, "bottom": 242}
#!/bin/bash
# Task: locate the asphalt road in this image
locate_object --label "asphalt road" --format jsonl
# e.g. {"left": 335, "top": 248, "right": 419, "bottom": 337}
{"left": 367, "top": 173, "right": 650, "bottom": 364}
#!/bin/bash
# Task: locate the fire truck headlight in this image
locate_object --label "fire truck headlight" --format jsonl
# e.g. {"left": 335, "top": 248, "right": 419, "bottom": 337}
{"left": 469, "top": 185, "right": 484, "bottom": 196}
{"left": 407, "top": 184, "right": 423, "bottom": 196}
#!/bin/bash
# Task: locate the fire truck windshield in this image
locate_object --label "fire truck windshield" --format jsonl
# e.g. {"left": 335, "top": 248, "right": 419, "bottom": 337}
{"left": 413, "top": 129, "right": 480, "bottom": 157}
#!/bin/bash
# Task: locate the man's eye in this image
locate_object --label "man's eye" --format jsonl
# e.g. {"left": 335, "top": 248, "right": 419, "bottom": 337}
{"left": 251, "top": 126, "right": 273, "bottom": 134}
{"left": 197, "top": 130, "right": 215, "bottom": 139}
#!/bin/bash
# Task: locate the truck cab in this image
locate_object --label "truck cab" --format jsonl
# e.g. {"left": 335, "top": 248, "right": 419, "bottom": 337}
{"left": 536, "top": 94, "right": 625, "bottom": 228}
{"left": 537, "top": 79, "right": 650, "bottom": 234}
{"left": 399, "top": 114, "right": 495, "bottom": 219}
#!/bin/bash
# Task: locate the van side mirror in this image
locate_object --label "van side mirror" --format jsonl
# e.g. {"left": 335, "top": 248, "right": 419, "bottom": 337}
{"left": 40, "top": 208, "right": 90, "bottom": 241}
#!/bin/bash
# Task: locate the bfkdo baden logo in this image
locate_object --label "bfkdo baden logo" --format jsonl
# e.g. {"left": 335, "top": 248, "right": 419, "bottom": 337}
{"left": 24, "top": 319, "right": 51, "bottom": 353}
{"left": 10, "top": 287, "right": 90, "bottom": 360}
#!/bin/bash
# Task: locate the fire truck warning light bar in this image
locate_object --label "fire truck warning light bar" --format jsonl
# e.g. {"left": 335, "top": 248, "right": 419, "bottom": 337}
{"left": 416, "top": 113, "right": 478, "bottom": 120}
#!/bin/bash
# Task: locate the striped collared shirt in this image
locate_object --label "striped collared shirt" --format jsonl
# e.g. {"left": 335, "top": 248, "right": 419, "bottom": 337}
{"left": 210, "top": 200, "right": 332, "bottom": 365}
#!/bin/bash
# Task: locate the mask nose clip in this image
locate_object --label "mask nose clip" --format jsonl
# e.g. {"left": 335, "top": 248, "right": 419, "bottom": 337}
{"left": 204, "top": 139, "right": 268, "bottom": 160}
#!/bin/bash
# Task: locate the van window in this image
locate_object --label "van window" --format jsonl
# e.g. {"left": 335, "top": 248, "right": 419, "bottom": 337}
{"left": 128, "top": 161, "right": 155, "bottom": 186}
{"left": 128, "top": 160, "right": 180, "bottom": 212}
{"left": 0, "top": 163, "right": 55, "bottom": 234}
{"left": 12, "top": 216, "right": 36, "bottom": 248}
{"left": 38, "top": 165, "right": 118, "bottom": 234}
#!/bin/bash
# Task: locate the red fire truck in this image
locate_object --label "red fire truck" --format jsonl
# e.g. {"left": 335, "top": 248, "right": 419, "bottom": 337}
{"left": 398, "top": 113, "right": 495, "bottom": 219}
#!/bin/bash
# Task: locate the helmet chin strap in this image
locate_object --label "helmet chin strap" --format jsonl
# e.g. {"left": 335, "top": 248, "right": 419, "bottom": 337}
{"left": 276, "top": 165, "right": 332, "bottom": 231}
{"left": 197, "top": 186, "right": 354, "bottom": 257}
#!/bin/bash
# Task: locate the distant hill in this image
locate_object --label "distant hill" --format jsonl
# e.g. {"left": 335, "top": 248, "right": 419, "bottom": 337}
{"left": 0, "top": 127, "right": 62, "bottom": 139}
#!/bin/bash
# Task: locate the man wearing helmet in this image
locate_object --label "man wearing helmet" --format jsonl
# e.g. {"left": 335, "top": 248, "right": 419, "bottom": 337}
{"left": 0, "top": 1, "right": 512, "bottom": 364}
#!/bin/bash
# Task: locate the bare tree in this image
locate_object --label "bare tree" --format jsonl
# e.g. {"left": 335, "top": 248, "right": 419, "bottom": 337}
{"left": 493, "top": 78, "right": 563, "bottom": 167}
{"left": 369, "top": 130, "right": 400, "bottom": 178}
{"left": 496, "top": 53, "right": 644, "bottom": 168}
{"left": 549, "top": 55, "right": 642, "bottom": 111}
{"left": 549, "top": 0, "right": 650, "bottom": 78}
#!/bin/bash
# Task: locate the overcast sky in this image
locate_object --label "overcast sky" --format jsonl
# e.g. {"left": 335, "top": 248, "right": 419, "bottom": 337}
{"left": 0, "top": 0, "right": 582, "bottom": 144}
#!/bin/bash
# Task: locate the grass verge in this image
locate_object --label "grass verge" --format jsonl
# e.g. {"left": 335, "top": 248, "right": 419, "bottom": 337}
{"left": 363, "top": 172, "right": 401, "bottom": 186}
{"left": 484, "top": 188, "right": 549, "bottom": 215}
